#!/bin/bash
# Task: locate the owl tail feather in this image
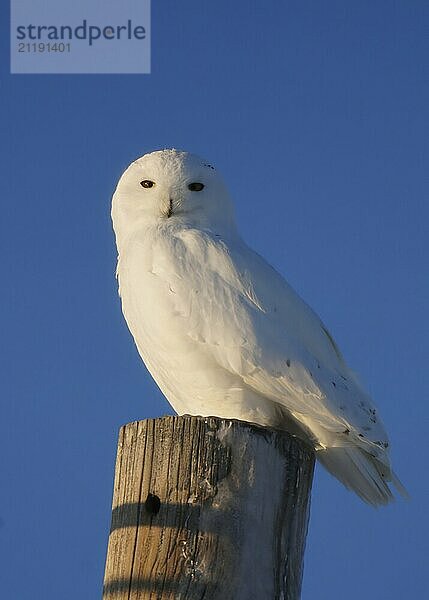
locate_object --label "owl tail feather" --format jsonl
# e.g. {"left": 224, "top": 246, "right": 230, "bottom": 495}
{"left": 317, "top": 446, "right": 407, "bottom": 506}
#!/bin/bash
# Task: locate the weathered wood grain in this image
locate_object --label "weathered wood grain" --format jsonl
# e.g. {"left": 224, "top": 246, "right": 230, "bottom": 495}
{"left": 103, "top": 416, "right": 314, "bottom": 600}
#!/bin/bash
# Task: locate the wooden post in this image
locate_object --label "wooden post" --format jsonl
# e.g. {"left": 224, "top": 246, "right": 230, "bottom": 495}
{"left": 103, "top": 415, "right": 314, "bottom": 600}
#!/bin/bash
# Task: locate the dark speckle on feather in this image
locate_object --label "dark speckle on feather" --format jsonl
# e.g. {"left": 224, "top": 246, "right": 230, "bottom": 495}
{"left": 286, "top": 359, "right": 291, "bottom": 367}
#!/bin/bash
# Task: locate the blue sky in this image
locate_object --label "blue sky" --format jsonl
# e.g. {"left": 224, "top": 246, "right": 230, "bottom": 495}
{"left": 1, "top": 1, "right": 428, "bottom": 598}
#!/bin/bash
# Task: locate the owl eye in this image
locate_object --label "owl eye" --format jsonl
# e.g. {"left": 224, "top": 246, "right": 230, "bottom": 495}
{"left": 140, "top": 180, "right": 155, "bottom": 188}
{"left": 188, "top": 182, "right": 205, "bottom": 192}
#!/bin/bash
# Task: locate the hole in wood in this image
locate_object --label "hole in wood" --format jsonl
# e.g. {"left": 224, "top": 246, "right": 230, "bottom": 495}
{"left": 145, "top": 493, "right": 161, "bottom": 515}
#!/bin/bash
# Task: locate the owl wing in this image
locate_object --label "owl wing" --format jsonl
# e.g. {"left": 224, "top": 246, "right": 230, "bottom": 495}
{"left": 166, "top": 229, "right": 390, "bottom": 461}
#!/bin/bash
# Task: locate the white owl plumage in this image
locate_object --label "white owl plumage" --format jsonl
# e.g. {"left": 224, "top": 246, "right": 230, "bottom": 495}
{"left": 112, "top": 149, "right": 406, "bottom": 506}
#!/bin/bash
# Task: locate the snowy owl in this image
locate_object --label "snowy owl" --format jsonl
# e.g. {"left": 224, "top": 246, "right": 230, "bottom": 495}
{"left": 112, "top": 149, "right": 405, "bottom": 506}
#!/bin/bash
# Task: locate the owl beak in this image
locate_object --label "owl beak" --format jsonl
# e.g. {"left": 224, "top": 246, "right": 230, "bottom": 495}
{"left": 167, "top": 198, "right": 173, "bottom": 218}
{"left": 160, "top": 198, "right": 173, "bottom": 218}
